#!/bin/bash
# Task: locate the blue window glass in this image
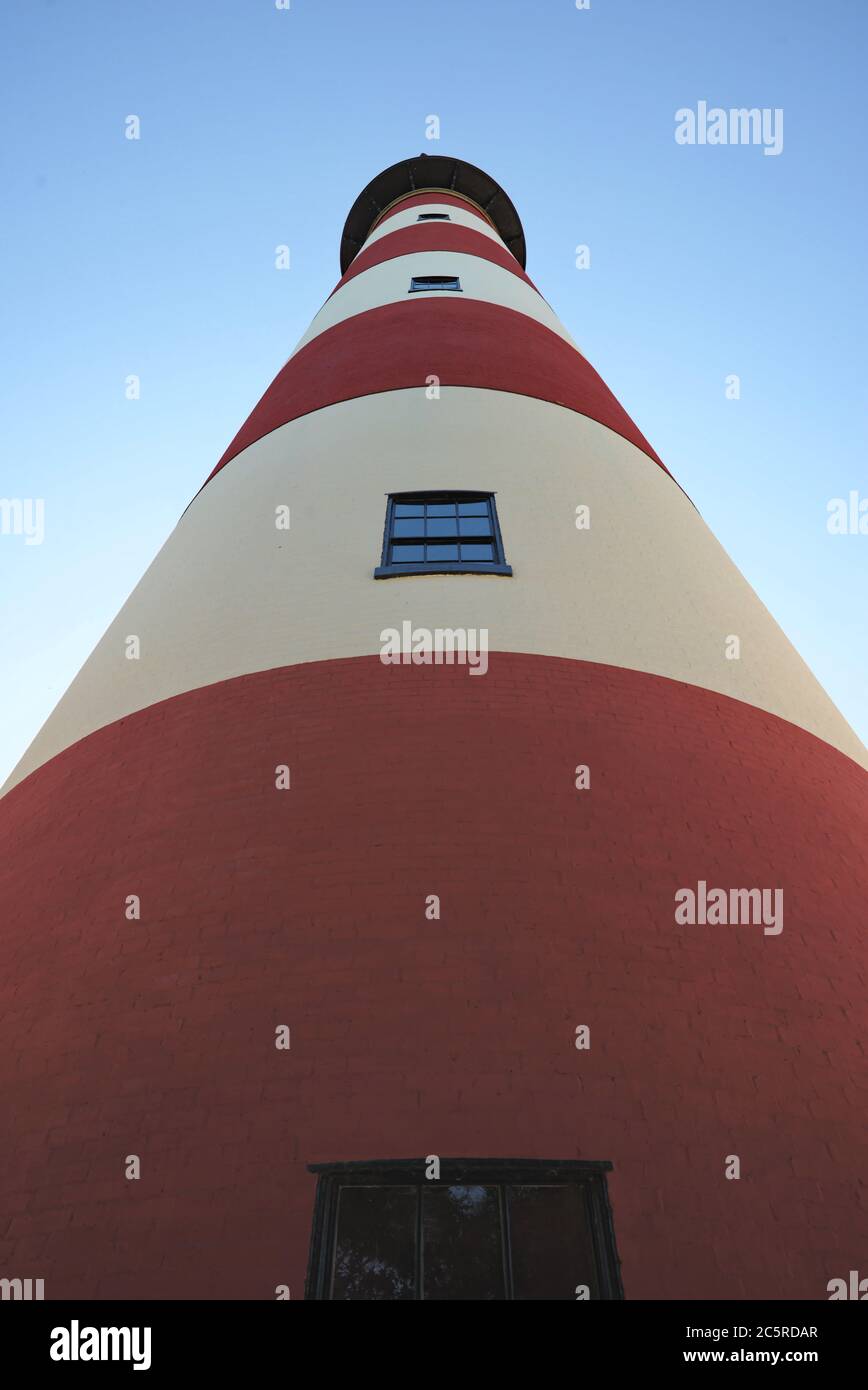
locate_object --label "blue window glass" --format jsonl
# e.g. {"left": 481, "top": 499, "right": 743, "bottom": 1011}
{"left": 307, "top": 1160, "right": 622, "bottom": 1301}
{"left": 409, "top": 275, "right": 462, "bottom": 293}
{"left": 376, "top": 494, "right": 510, "bottom": 578}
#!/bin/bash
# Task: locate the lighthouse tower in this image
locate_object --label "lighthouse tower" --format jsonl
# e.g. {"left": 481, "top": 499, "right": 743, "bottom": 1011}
{"left": 1, "top": 155, "right": 866, "bottom": 1302}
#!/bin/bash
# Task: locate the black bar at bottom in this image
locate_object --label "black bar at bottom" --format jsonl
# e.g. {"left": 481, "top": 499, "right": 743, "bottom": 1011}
{"left": 3, "top": 1298, "right": 863, "bottom": 1377}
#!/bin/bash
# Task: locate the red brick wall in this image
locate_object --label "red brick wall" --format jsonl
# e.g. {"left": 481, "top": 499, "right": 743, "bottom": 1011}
{"left": 330, "top": 222, "right": 537, "bottom": 295}
{"left": 206, "top": 299, "right": 667, "bottom": 484}
{"left": 373, "top": 191, "right": 495, "bottom": 231}
{"left": 0, "top": 654, "right": 865, "bottom": 1299}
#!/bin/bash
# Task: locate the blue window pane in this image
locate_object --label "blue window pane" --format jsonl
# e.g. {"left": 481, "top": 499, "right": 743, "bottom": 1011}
{"left": 409, "top": 276, "right": 461, "bottom": 292}
{"left": 332, "top": 1186, "right": 417, "bottom": 1301}
{"left": 423, "top": 1186, "right": 504, "bottom": 1301}
{"left": 393, "top": 518, "right": 425, "bottom": 538}
{"left": 380, "top": 492, "right": 508, "bottom": 574}
{"left": 427, "top": 517, "right": 458, "bottom": 537}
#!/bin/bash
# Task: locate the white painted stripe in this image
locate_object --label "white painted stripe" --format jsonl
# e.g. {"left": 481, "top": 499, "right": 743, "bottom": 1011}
{"left": 361, "top": 201, "right": 506, "bottom": 251}
{"left": 291, "top": 251, "right": 578, "bottom": 359}
{"left": 5, "top": 387, "right": 865, "bottom": 792}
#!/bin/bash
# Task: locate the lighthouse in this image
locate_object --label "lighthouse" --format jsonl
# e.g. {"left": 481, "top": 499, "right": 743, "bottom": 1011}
{"left": 1, "top": 154, "right": 866, "bottom": 1301}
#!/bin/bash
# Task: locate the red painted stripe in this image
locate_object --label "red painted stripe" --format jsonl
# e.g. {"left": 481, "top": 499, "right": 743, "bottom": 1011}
{"left": 330, "top": 222, "right": 534, "bottom": 296}
{"left": 1, "top": 654, "right": 865, "bottom": 1299}
{"left": 372, "top": 191, "right": 494, "bottom": 232}
{"left": 207, "top": 299, "right": 668, "bottom": 484}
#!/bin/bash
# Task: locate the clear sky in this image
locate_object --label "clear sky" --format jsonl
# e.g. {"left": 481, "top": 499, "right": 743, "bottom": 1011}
{"left": 1, "top": 0, "right": 866, "bottom": 783}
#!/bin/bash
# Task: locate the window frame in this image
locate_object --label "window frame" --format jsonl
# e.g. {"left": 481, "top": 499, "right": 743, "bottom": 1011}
{"left": 409, "top": 274, "right": 462, "bottom": 293}
{"left": 304, "top": 1157, "right": 623, "bottom": 1301}
{"left": 374, "top": 490, "right": 512, "bottom": 579}
{"left": 416, "top": 212, "right": 451, "bottom": 221}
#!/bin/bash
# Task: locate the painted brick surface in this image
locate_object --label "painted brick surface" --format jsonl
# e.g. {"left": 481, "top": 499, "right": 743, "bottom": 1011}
{"left": 207, "top": 298, "right": 666, "bottom": 483}
{"left": 373, "top": 191, "right": 496, "bottom": 231}
{"left": 0, "top": 654, "right": 866, "bottom": 1299}
{"left": 331, "top": 222, "right": 536, "bottom": 294}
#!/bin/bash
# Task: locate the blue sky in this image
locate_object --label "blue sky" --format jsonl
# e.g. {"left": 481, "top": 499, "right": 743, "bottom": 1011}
{"left": 1, "top": 0, "right": 866, "bottom": 782}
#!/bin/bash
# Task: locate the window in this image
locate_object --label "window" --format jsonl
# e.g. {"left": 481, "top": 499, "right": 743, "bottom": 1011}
{"left": 305, "top": 1159, "right": 623, "bottom": 1301}
{"left": 374, "top": 491, "right": 512, "bottom": 578}
{"left": 417, "top": 212, "right": 451, "bottom": 221}
{"left": 409, "top": 274, "right": 461, "bottom": 292}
